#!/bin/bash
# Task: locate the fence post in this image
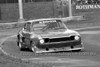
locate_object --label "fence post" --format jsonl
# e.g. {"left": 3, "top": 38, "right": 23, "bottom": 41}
{"left": 18, "top": 0, "right": 24, "bottom": 22}
{"left": 68, "top": 0, "right": 72, "bottom": 17}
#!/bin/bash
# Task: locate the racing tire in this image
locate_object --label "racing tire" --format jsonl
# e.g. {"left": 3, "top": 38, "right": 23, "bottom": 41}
{"left": 31, "top": 46, "right": 37, "bottom": 53}
{"left": 30, "top": 41, "right": 37, "bottom": 53}
{"left": 17, "top": 41, "right": 24, "bottom": 51}
{"left": 72, "top": 49, "right": 81, "bottom": 52}
{"left": 17, "top": 35, "right": 25, "bottom": 51}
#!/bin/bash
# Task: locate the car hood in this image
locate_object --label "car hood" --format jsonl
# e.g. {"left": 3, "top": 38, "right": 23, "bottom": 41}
{"left": 31, "top": 29, "right": 79, "bottom": 38}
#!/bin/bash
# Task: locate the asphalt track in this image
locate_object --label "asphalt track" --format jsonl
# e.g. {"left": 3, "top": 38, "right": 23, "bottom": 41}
{"left": 0, "top": 27, "right": 100, "bottom": 67}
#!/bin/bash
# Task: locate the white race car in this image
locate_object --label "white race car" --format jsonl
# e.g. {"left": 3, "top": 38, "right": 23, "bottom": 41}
{"left": 17, "top": 18, "right": 83, "bottom": 53}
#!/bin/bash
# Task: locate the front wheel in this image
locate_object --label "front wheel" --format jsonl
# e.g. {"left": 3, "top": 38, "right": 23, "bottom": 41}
{"left": 31, "top": 46, "right": 37, "bottom": 53}
{"left": 30, "top": 41, "right": 38, "bottom": 53}
{"left": 72, "top": 49, "right": 81, "bottom": 52}
{"left": 17, "top": 41, "right": 24, "bottom": 51}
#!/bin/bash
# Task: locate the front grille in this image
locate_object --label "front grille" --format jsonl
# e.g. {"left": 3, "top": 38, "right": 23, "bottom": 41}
{"left": 44, "top": 36, "right": 75, "bottom": 43}
{"left": 37, "top": 39, "right": 81, "bottom": 49}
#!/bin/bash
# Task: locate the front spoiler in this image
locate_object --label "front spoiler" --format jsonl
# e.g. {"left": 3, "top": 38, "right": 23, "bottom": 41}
{"left": 35, "top": 46, "right": 84, "bottom": 53}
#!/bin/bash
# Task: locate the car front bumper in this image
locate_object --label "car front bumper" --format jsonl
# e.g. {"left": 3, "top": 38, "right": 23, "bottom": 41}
{"left": 35, "top": 43, "right": 83, "bottom": 53}
{"left": 34, "top": 39, "right": 83, "bottom": 53}
{"left": 37, "top": 39, "right": 82, "bottom": 49}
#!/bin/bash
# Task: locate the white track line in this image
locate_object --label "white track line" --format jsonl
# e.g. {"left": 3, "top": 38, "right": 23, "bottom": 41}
{"left": 0, "top": 35, "right": 19, "bottom": 59}
{"left": 0, "top": 35, "right": 16, "bottom": 46}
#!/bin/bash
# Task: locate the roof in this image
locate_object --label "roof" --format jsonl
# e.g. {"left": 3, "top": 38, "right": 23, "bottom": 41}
{"left": 27, "top": 18, "right": 62, "bottom": 23}
{"left": 22, "top": 17, "right": 71, "bottom": 24}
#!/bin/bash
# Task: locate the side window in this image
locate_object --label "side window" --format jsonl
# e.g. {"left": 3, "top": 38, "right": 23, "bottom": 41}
{"left": 24, "top": 22, "right": 31, "bottom": 32}
{"left": 24, "top": 24, "right": 27, "bottom": 29}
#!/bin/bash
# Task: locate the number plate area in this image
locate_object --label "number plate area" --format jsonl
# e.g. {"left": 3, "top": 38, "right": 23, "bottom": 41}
{"left": 53, "top": 47, "right": 71, "bottom": 51}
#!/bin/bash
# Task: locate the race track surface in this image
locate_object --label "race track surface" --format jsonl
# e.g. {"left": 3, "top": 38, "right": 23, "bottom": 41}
{"left": 0, "top": 27, "right": 100, "bottom": 67}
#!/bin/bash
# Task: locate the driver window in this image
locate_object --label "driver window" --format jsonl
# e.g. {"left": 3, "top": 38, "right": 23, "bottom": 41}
{"left": 24, "top": 22, "right": 31, "bottom": 32}
{"left": 24, "top": 24, "right": 27, "bottom": 29}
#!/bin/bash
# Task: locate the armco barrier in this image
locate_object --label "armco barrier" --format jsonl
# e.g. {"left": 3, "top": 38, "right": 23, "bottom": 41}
{"left": 0, "top": 22, "right": 25, "bottom": 29}
{"left": 0, "top": 16, "right": 84, "bottom": 29}
{"left": 61, "top": 16, "right": 84, "bottom": 22}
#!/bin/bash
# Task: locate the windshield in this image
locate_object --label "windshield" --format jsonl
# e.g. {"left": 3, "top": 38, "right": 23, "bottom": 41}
{"left": 32, "top": 20, "right": 67, "bottom": 31}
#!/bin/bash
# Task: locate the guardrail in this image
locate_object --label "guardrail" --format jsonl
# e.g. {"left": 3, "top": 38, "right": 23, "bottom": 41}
{"left": 0, "top": 16, "right": 84, "bottom": 29}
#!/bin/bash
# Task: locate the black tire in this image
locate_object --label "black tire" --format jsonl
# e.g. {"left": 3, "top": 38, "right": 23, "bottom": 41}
{"left": 72, "top": 49, "right": 81, "bottom": 52}
{"left": 17, "top": 41, "right": 24, "bottom": 51}
{"left": 31, "top": 46, "right": 37, "bottom": 53}
{"left": 17, "top": 35, "right": 20, "bottom": 46}
{"left": 17, "top": 35, "right": 25, "bottom": 51}
{"left": 30, "top": 41, "right": 38, "bottom": 53}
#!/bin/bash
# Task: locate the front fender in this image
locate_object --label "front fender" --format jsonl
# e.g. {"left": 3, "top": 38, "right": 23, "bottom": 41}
{"left": 30, "top": 37, "right": 40, "bottom": 46}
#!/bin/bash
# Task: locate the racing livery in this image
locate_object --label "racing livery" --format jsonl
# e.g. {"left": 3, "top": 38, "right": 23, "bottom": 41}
{"left": 17, "top": 18, "right": 83, "bottom": 53}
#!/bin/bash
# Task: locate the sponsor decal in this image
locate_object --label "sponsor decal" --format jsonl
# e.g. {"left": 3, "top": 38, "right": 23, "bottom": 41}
{"left": 74, "top": 0, "right": 100, "bottom": 9}
{"left": 76, "top": 4, "right": 100, "bottom": 9}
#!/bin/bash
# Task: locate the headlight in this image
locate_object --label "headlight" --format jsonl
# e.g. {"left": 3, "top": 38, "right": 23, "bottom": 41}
{"left": 74, "top": 36, "right": 80, "bottom": 40}
{"left": 40, "top": 39, "right": 44, "bottom": 44}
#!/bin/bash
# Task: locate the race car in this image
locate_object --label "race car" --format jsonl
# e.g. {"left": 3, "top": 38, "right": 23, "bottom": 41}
{"left": 17, "top": 18, "right": 83, "bottom": 53}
